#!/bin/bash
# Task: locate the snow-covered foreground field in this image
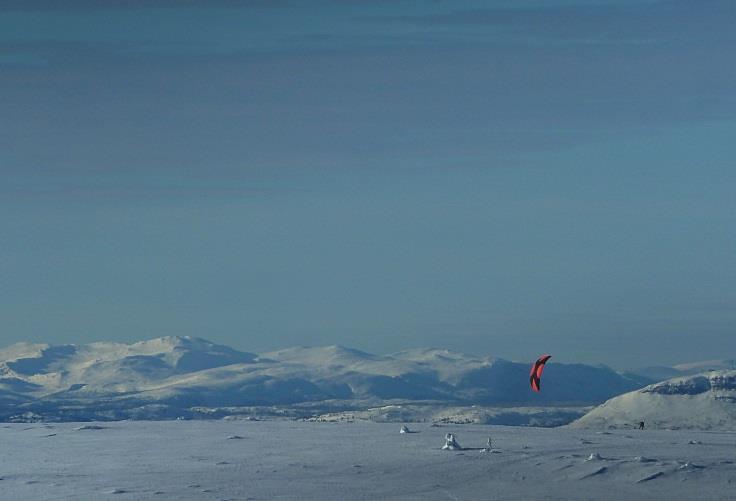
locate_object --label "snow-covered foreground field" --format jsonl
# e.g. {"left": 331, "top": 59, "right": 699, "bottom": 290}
{"left": 2, "top": 421, "right": 735, "bottom": 500}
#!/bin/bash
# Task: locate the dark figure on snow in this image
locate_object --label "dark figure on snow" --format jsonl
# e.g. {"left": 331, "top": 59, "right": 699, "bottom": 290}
{"left": 638, "top": 421, "right": 645, "bottom": 430}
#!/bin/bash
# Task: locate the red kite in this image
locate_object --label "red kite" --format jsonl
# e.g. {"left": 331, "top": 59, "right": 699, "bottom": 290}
{"left": 530, "top": 354, "right": 551, "bottom": 392}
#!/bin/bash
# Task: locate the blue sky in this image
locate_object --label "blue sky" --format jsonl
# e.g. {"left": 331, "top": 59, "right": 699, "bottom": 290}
{"left": 1, "top": 0, "right": 734, "bottom": 367}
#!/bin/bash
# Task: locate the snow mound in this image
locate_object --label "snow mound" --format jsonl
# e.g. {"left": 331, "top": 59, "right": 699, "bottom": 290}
{"left": 637, "top": 471, "right": 664, "bottom": 483}
{"left": 570, "top": 370, "right": 736, "bottom": 430}
{"left": 442, "top": 433, "right": 462, "bottom": 450}
{"left": 678, "top": 462, "right": 704, "bottom": 470}
{"left": 579, "top": 466, "right": 607, "bottom": 479}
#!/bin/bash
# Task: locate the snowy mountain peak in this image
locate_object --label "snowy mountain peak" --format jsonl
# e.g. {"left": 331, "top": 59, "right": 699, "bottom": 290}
{"left": 0, "top": 337, "right": 259, "bottom": 398}
{"left": 121, "top": 336, "right": 259, "bottom": 368}
{"left": 129, "top": 335, "right": 220, "bottom": 351}
{"left": 571, "top": 370, "right": 736, "bottom": 430}
{"left": 262, "top": 345, "right": 381, "bottom": 365}
{"left": 0, "top": 342, "right": 54, "bottom": 363}
{"left": 392, "top": 347, "right": 482, "bottom": 361}
{"left": 642, "top": 371, "right": 736, "bottom": 395}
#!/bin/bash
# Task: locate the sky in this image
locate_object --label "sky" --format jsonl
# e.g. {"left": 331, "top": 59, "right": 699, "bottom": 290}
{"left": 1, "top": 0, "right": 735, "bottom": 368}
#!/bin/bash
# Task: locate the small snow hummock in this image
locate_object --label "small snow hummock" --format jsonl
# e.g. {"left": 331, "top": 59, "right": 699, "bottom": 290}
{"left": 678, "top": 462, "right": 705, "bottom": 470}
{"left": 580, "top": 466, "right": 607, "bottom": 479}
{"left": 442, "top": 433, "right": 462, "bottom": 451}
{"left": 400, "top": 425, "right": 410, "bottom": 434}
{"left": 586, "top": 452, "right": 604, "bottom": 461}
{"left": 637, "top": 471, "right": 664, "bottom": 483}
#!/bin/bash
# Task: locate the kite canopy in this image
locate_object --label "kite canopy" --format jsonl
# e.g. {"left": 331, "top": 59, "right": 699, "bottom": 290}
{"left": 530, "top": 354, "right": 551, "bottom": 392}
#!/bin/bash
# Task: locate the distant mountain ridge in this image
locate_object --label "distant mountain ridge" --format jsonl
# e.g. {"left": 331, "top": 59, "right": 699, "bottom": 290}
{"left": 629, "top": 359, "right": 736, "bottom": 382}
{"left": 0, "top": 336, "right": 649, "bottom": 422}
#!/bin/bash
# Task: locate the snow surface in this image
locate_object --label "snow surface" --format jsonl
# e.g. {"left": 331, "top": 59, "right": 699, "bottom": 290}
{"left": 1, "top": 420, "right": 734, "bottom": 500}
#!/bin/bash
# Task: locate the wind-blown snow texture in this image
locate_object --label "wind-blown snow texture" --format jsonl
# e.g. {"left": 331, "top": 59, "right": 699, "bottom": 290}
{"left": 0, "top": 337, "right": 648, "bottom": 422}
{"left": 572, "top": 371, "right": 736, "bottom": 431}
{"left": 1, "top": 420, "right": 734, "bottom": 500}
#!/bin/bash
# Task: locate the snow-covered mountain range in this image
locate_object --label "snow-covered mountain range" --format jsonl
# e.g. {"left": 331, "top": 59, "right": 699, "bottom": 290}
{"left": 0, "top": 336, "right": 649, "bottom": 422}
{"left": 571, "top": 371, "right": 736, "bottom": 430}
